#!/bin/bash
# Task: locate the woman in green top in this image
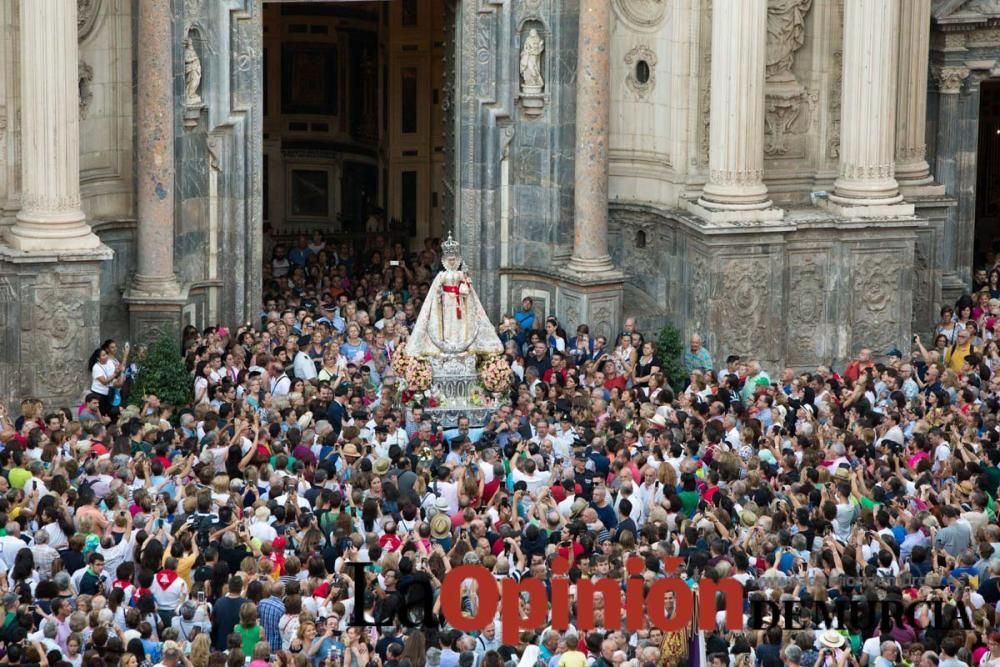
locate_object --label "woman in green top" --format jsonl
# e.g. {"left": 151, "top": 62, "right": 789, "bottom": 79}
{"left": 235, "top": 601, "right": 262, "bottom": 657}
{"left": 678, "top": 473, "right": 700, "bottom": 518}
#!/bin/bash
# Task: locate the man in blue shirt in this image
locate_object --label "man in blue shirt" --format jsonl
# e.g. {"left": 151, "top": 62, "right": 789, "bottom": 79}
{"left": 514, "top": 297, "right": 536, "bottom": 331}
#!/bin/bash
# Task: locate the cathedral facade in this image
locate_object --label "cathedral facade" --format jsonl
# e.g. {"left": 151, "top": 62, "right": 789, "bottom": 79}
{"left": 0, "top": 0, "right": 993, "bottom": 405}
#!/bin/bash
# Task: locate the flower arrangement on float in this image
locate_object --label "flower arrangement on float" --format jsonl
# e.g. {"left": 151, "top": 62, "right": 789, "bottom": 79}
{"left": 392, "top": 352, "right": 444, "bottom": 408}
{"left": 477, "top": 353, "right": 512, "bottom": 404}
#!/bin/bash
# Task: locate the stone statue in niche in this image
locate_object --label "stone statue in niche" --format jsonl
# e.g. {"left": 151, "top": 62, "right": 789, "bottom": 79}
{"left": 519, "top": 29, "right": 544, "bottom": 93}
{"left": 766, "top": 0, "right": 813, "bottom": 85}
{"left": 184, "top": 34, "right": 203, "bottom": 107}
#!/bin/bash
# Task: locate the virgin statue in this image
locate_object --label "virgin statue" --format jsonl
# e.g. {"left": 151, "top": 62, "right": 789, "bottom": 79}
{"left": 406, "top": 234, "right": 503, "bottom": 357}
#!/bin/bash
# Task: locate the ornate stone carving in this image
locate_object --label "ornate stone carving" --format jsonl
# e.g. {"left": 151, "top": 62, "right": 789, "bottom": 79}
{"left": 78, "top": 0, "right": 102, "bottom": 41}
{"left": 765, "top": 92, "right": 805, "bottom": 156}
{"left": 613, "top": 0, "right": 666, "bottom": 29}
{"left": 913, "top": 242, "right": 931, "bottom": 331}
{"left": 719, "top": 258, "right": 769, "bottom": 357}
{"left": 766, "top": 0, "right": 813, "bottom": 85}
{"left": 624, "top": 45, "right": 657, "bottom": 99}
{"left": 78, "top": 60, "right": 94, "bottom": 120}
{"left": 828, "top": 49, "right": 842, "bottom": 160}
{"left": 690, "top": 254, "right": 710, "bottom": 331}
{"left": 851, "top": 254, "right": 901, "bottom": 353}
{"left": 700, "top": 51, "right": 712, "bottom": 165}
{"left": 933, "top": 65, "right": 970, "bottom": 94}
{"left": 787, "top": 257, "right": 824, "bottom": 362}
{"left": 33, "top": 286, "right": 87, "bottom": 395}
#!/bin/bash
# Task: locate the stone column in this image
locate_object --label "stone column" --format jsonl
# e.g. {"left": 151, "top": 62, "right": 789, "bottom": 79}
{"left": 125, "top": 0, "right": 185, "bottom": 343}
{"left": 690, "top": 0, "right": 782, "bottom": 223}
{"left": 825, "top": 0, "right": 913, "bottom": 216}
{"left": 131, "top": 0, "right": 180, "bottom": 296}
{"left": 5, "top": 0, "right": 100, "bottom": 250}
{"left": 895, "top": 0, "right": 944, "bottom": 195}
{"left": 566, "top": 0, "right": 614, "bottom": 274}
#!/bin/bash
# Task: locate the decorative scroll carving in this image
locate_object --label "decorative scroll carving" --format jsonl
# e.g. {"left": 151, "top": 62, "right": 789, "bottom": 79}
{"left": 690, "top": 254, "right": 710, "bottom": 332}
{"left": 766, "top": 0, "right": 813, "bottom": 85}
{"left": 33, "top": 287, "right": 87, "bottom": 394}
{"left": 720, "top": 258, "right": 769, "bottom": 357}
{"left": 787, "top": 257, "right": 824, "bottom": 363}
{"left": 624, "top": 45, "right": 657, "bottom": 99}
{"left": 78, "top": 60, "right": 94, "bottom": 120}
{"left": 700, "top": 53, "right": 712, "bottom": 165}
{"left": 613, "top": 0, "right": 666, "bottom": 29}
{"left": 78, "top": 0, "right": 102, "bottom": 41}
{"left": 933, "top": 65, "right": 970, "bottom": 94}
{"left": 852, "top": 254, "right": 901, "bottom": 353}
{"left": 828, "top": 49, "right": 842, "bottom": 160}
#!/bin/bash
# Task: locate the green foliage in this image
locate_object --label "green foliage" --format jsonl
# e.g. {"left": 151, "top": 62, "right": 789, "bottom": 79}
{"left": 129, "top": 335, "right": 192, "bottom": 407}
{"left": 656, "top": 323, "right": 686, "bottom": 393}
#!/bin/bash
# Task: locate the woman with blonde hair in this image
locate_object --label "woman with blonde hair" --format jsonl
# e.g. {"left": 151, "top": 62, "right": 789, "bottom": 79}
{"left": 189, "top": 633, "right": 211, "bottom": 667}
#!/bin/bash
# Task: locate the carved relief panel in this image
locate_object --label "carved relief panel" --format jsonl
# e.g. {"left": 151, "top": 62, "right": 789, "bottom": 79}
{"left": 850, "top": 252, "right": 903, "bottom": 355}
{"left": 786, "top": 253, "right": 827, "bottom": 365}
{"left": 764, "top": 0, "right": 815, "bottom": 159}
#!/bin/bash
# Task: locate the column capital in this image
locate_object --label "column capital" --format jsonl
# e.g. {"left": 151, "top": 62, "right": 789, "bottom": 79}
{"left": 932, "top": 65, "right": 970, "bottom": 94}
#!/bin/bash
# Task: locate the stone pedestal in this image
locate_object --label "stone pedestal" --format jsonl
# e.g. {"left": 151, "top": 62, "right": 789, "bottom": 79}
{"left": 823, "top": 0, "right": 913, "bottom": 218}
{"left": 6, "top": 0, "right": 101, "bottom": 251}
{"left": 0, "top": 246, "right": 112, "bottom": 407}
{"left": 689, "top": 0, "right": 783, "bottom": 223}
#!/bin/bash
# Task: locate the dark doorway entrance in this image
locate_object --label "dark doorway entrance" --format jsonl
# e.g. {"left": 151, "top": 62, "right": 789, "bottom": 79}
{"left": 975, "top": 81, "right": 1000, "bottom": 267}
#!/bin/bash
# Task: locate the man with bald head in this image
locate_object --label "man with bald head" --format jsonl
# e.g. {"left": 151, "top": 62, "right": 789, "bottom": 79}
{"left": 682, "top": 333, "right": 713, "bottom": 375}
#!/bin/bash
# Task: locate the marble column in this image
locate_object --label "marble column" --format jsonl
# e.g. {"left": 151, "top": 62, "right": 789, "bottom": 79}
{"left": 125, "top": 0, "right": 185, "bottom": 344}
{"left": 131, "top": 0, "right": 180, "bottom": 296}
{"left": 689, "top": 0, "right": 781, "bottom": 223}
{"left": 895, "top": 0, "right": 943, "bottom": 195}
{"left": 827, "top": 0, "right": 913, "bottom": 215}
{"left": 5, "top": 0, "right": 100, "bottom": 251}
{"left": 567, "top": 0, "right": 615, "bottom": 274}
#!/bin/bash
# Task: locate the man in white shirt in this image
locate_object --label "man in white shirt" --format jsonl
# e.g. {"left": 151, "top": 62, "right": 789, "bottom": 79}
{"left": 270, "top": 364, "right": 291, "bottom": 397}
{"left": 0, "top": 523, "right": 26, "bottom": 570}
{"left": 930, "top": 428, "right": 951, "bottom": 473}
{"left": 249, "top": 506, "right": 278, "bottom": 543}
{"left": 152, "top": 558, "right": 189, "bottom": 617}
{"left": 289, "top": 339, "right": 317, "bottom": 382}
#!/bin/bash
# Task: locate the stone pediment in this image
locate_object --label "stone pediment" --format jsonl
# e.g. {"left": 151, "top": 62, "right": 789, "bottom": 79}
{"left": 934, "top": 0, "right": 1000, "bottom": 25}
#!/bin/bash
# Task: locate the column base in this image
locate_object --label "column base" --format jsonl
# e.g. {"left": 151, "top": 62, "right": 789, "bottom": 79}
{"left": 565, "top": 254, "right": 618, "bottom": 275}
{"left": 6, "top": 210, "right": 102, "bottom": 251}
{"left": 127, "top": 273, "right": 183, "bottom": 299}
{"left": 685, "top": 198, "right": 785, "bottom": 224}
{"left": 818, "top": 193, "right": 915, "bottom": 219}
{"left": 123, "top": 284, "right": 190, "bottom": 346}
{"left": 553, "top": 271, "right": 625, "bottom": 343}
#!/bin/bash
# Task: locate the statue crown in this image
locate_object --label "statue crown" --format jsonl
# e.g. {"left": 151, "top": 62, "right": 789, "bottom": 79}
{"left": 442, "top": 233, "right": 460, "bottom": 257}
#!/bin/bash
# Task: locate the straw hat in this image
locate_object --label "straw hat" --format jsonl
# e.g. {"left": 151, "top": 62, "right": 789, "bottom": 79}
{"left": 341, "top": 442, "right": 361, "bottom": 458}
{"left": 373, "top": 458, "right": 391, "bottom": 476}
{"left": 430, "top": 514, "right": 452, "bottom": 539}
{"left": 820, "top": 630, "right": 845, "bottom": 649}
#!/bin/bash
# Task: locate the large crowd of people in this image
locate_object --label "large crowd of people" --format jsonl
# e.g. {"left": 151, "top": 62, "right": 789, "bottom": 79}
{"left": 8, "top": 233, "right": 1000, "bottom": 667}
